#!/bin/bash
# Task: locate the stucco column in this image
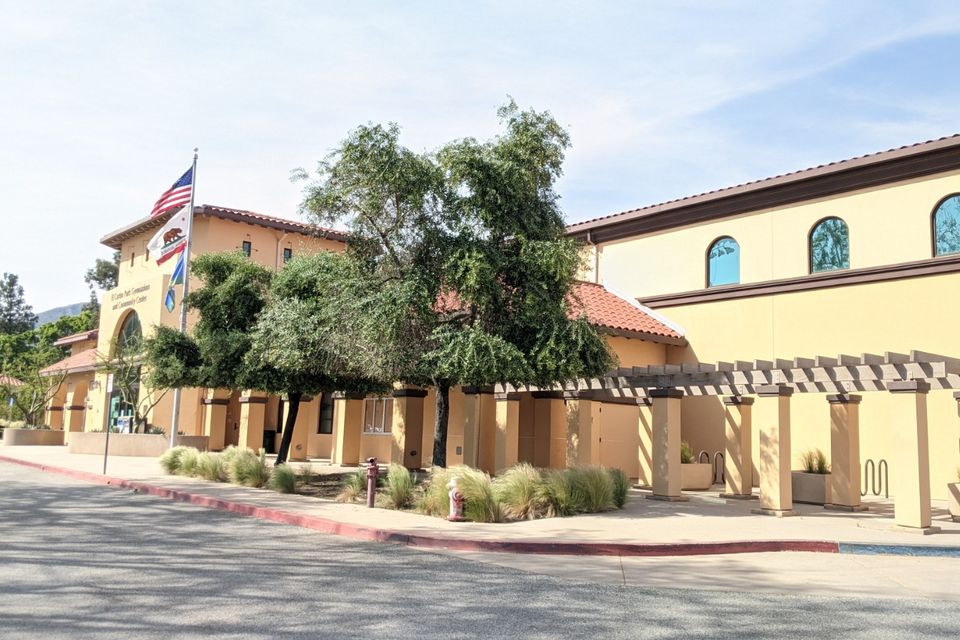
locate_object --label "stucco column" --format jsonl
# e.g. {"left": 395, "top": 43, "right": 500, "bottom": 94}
{"left": 721, "top": 395, "right": 755, "bottom": 498}
{"left": 637, "top": 398, "right": 653, "bottom": 487}
{"left": 392, "top": 388, "right": 427, "bottom": 470}
{"left": 753, "top": 385, "right": 794, "bottom": 516}
{"left": 532, "top": 391, "right": 564, "bottom": 468}
{"left": 494, "top": 392, "right": 520, "bottom": 472}
{"left": 888, "top": 380, "right": 938, "bottom": 533}
{"left": 202, "top": 389, "right": 230, "bottom": 451}
{"left": 647, "top": 388, "right": 687, "bottom": 501}
{"left": 331, "top": 392, "right": 365, "bottom": 466}
{"left": 462, "top": 387, "right": 495, "bottom": 471}
{"left": 46, "top": 383, "right": 67, "bottom": 430}
{"left": 564, "top": 392, "right": 602, "bottom": 467}
{"left": 825, "top": 394, "right": 867, "bottom": 511}
{"left": 237, "top": 391, "right": 267, "bottom": 451}
{"left": 64, "top": 385, "right": 87, "bottom": 437}
{"left": 46, "top": 406, "right": 64, "bottom": 430}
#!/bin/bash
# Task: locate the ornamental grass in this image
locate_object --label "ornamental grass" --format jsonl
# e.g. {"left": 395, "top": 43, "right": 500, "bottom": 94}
{"left": 229, "top": 448, "right": 271, "bottom": 488}
{"left": 801, "top": 448, "right": 830, "bottom": 474}
{"left": 492, "top": 463, "right": 546, "bottom": 520}
{"left": 196, "top": 451, "right": 227, "bottom": 482}
{"left": 159, "top": 446, "right": 190, "bottom": 474}
{"left": 336, "top": 467, "right": 367, "bottom": 503}
{"left": 178, "top": 447, "right": 201, "bottom": 476}
{"left": 269, "top": 464, "right": 297, "bottom": 493}
{"left": 386, "top": 463, "right": 415, "bottom": 509}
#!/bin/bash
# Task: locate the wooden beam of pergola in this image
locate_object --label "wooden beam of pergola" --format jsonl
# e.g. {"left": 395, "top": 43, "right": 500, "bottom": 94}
{"left": 500, "top": 350, "right": 960, "bottom": 397}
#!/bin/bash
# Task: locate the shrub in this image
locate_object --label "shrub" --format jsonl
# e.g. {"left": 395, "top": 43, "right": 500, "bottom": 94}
{"left": 540, "top": 469, "right": 585, "bottom": 517}
{"left": 418, "top": 466, "right": 456, "bottom": 516}
{"left": 608, "top": 468, "right": 630, "bottom": 509}
{"left": 178, "top": 448, "right": 201, "bottom": 476}
{"left": 386, "top": 463, "right": 415, "bottom": 509}
{"left": 336, "top": 467, "right": 367, "bottom": 503}
{"left": 454, "top": 466, "right": 503, "bottom": 523}
{"left": 297, "top": 464, "right": 314, "bottom": 485}
{"left": 269, "top": 464, "right": 297, "bottom": 493}
{"left": 573, "top": 467, "right": 615, "bottom": 513}
{"left": 229, "top": 448, "right": 270, "bottom": 487}
{"left": 801, "top": 449, "right": 830, "bottom": 474}
{"left": 493, "top": 463, "right": 545, "bottom": 520}
{"left": 680, "top": 441, "right": 694, "bottom": 464}
{"left": 219, "top": 445, "right": 241, "bottom": 467}
{"left": 159, "top": 446, "right": 190, "bottom": 474}
{"left": 196, "top": 452, "right": 227, "bottom": 482}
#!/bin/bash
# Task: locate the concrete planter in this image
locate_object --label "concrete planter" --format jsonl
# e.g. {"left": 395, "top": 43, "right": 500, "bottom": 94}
{"left": 681, "top": 463, "right": 713, "bottom": 490}
{"left": 2, "top": 428, "right": 65, "bottom": 446}
{"left": 792, "top": 471, "right": 832, "bottom": 505}
{"left": 948, "top": 482, "right": 960, "bottom": 522}
{"left": 68, "top": 432, "right": 209, "bottom": 457}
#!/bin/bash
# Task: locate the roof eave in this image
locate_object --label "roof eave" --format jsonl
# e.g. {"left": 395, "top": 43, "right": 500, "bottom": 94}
{"left": 597, "top": 326, "right": 687, "bottom": 346}
{"left": 567, "top": 134, "right": 960, "bottom": 243}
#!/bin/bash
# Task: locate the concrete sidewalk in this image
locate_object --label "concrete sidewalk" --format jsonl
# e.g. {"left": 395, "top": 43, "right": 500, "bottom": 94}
{"left": 2, "top": 445, "right": 959, "bottom": 556}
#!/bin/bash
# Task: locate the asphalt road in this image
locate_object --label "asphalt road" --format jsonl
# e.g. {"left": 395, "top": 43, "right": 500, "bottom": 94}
{"left": 0, "top": 463, "right": 956, "bottom": 639}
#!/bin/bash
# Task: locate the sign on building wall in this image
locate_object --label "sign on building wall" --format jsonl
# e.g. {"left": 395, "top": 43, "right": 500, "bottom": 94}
{"left": 109, "top": 284, "right": 152, "bottom": 311}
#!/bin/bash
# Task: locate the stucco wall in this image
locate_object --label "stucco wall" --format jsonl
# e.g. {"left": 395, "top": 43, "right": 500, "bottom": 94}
{"left": 595, "top": 171, "right": 960, "bottom": 298}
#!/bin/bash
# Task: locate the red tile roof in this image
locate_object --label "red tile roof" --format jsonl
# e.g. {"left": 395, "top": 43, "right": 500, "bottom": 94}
{"left": 570, "top": 281, "right": 684, "bottom": 344}
{"left": 0, "top": 374, "right": 24, "bottom": 387}
{"left": 53, "top": 329, "right": 98, "bottom": 347}
{"left": 100, "top": 204, "right": 348, "bottom": 249}
{"left": 40, "top": 349, "right": 98, "bottom": 376}
{"left": 437, "top": 282, "right": 685, "bottom": 344}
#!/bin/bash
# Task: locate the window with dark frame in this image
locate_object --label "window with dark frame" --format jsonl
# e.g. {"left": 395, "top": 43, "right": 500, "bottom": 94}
{"left": 283, "top": 247, "right": 292, "bottom": 263}
{"left": 362, "top": 397, "right": 393, "bottom": 434}
{"left": 242, "top": 240, "right": 252, "bottom": 257}
{"left": 317, "top": 394, "right": 334, "bottom": 434}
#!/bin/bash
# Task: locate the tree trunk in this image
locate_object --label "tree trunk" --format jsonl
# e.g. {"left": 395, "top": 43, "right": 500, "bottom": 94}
{"left": 432, "top": 381, "right": 450, "bottom": 468}
{"left": 275, "top": 391, "right": 302, "bottom": 465}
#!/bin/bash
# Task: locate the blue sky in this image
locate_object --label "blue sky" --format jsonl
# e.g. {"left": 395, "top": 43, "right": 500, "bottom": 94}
{"left": 3, "top": 1, "right": 960, "bottom": 311}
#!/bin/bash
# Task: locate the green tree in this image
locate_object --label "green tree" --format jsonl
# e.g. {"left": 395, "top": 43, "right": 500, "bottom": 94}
{"left": 0, "top": 310, "right": 94, "bottom": 424}
{"left": 299, "top": 101, "right": 615, "bottom": 467}
{"left": 145, "top": 252, "right": 383, "bottom": 464}
{"left": 96, "top": 335, "right": 167, "bottom": 433}
{"left": 0, "top": 273, "right": 37, "bottom": 334}
{"left": 83, "top": 251, "right": 121, "bottom": 317}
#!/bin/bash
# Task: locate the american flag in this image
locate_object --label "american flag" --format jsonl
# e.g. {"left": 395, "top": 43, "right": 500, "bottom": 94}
{"left": 150, "top": 167, "right": 193, "bottom": 217}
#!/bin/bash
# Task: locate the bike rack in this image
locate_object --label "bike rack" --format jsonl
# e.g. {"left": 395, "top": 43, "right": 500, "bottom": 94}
{"left": 698, "top": 450, "right": 710, "bottom": 464}
{"left": 861, "top": 458, "right": 889, "bottom": 498}
{"left": 713, "top": 451, "right": 725, "bottom": 485}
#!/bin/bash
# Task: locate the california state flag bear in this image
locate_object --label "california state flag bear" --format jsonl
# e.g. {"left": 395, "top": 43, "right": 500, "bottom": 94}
{"left": 147, "top": 205, "right": 190, "bottom": 265}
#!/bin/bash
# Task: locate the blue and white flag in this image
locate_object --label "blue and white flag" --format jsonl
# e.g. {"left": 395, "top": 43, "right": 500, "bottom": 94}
{"left": 164, "top": 250, "right": 186, "bottom": 312}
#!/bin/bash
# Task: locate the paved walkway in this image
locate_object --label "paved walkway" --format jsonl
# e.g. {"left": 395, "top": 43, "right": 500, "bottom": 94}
{"left": 2, "top": 445, "right": 958, "bottom": 557}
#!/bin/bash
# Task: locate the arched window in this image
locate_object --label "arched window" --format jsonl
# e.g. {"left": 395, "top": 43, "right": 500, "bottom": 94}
{"left": 933, "top": 194, "right": 960, "bottom": 256}
{"left": 707, "top": 236, "right": 740, "bottom": 287}
{"left": 117, "top": 311, "right": 142, "bottom": 352}
{"left": 809, "top": 217, "right": 849, "bottom": 273}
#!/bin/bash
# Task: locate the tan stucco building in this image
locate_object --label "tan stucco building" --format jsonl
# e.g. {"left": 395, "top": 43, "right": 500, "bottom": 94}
{"left": 41, "top": 134, "right": 960, "bottom": 531}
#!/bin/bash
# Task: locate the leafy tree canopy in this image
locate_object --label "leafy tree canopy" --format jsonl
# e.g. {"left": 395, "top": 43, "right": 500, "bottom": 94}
{"left": 83, "top": 251, "right": 120, "bottom": 316}
{"left": 0, "top": 273, "right": 38, "bottom": 335}
{"left": 298, "top": 101, "right": 615, "bottom": 466}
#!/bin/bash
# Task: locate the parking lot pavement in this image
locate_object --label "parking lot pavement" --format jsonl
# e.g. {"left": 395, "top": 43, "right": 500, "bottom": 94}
{"left": 2, "top": 463, "right": 959, "bottom": 639}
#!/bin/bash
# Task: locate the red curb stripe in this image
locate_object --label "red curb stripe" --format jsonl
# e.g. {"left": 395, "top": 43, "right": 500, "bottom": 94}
{"left": 0, "top": 454, "right": 839, "bottom": 557}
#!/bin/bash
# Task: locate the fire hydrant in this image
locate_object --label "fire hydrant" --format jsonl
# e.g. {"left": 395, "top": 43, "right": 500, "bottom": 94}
{"left": 447, "top": 477, "right": 465, "bottom": 522}
{"left": 366, "top": 457, "right": 379, "bottom": 508}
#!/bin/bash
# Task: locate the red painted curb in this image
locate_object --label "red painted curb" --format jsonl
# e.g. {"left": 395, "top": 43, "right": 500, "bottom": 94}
{"left": 0, "top": 454, "right": 840, "bottom": 557}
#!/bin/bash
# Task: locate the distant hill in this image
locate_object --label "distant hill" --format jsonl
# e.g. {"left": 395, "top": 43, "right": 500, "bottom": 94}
{"left": 35, "top": 302, "right": 87, "bottom": 327}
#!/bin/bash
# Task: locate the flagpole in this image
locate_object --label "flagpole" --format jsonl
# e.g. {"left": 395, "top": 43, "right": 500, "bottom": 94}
{"left": 169, "top": 148, "right": 198, "bottom": 448}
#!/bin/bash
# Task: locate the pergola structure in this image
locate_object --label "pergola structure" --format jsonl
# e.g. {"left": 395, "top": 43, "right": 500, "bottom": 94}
{"left": 503, "top": 350, "right": 959, "bottom": 534}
